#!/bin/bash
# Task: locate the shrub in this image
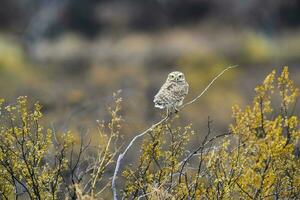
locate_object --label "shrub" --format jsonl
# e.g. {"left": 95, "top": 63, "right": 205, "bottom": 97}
{"left": 0, "top": 67, "right": 299, "bottom": 199}
{"left": 121, "top": 67, "right": 299, "bottom": 199}
{"left": 0, "top": 93, "right": 122, "bottom": 199}
{"left": 0, "top": 96, "right": 71, "bottom": 199}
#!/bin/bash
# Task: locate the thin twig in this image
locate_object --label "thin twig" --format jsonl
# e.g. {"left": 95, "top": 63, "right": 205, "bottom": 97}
{"left": 178, "top": 132, "right": 231, "bottom": 183}
{"left": 181, "top": 65, "right": 238, "bottom": 108}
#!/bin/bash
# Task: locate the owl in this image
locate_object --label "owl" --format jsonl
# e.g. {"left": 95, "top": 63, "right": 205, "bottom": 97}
{"left": 154, "top": 71, "right": 189, "bottom": 115}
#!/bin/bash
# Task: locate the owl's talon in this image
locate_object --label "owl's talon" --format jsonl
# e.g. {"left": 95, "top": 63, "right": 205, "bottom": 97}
{"left": 174, "top": 108, "right": 179, "bottom": 113}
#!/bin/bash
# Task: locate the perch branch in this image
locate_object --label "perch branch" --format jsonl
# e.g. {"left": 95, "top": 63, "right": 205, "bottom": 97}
{"left": 111, "top": 65, "right": 238, "bottom": 200}
{"left": 112, "top": 116, "right": 168, "bottom": 200}
{"left": 181, "top": 65, "right": 238, "bottom": 108}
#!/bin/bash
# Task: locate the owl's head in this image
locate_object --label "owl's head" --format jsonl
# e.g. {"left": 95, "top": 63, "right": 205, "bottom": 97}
{"left": 167, "top": 71, "right": 186, "bottom": 82}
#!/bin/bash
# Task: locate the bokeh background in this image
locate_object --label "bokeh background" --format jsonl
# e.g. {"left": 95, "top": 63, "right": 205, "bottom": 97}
{"left": 1, "top": 0, "right": 300, "bottom": 144}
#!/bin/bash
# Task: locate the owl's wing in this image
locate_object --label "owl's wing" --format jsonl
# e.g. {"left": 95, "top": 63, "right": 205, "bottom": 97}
{"left": 154, "top": 82, "right": 176, "bottom": 98}
{"left": 183, "top": 82, "right": 189, "bottom": 95}
{"left": 153, "top": 82, "right": 176, "bottom": 107}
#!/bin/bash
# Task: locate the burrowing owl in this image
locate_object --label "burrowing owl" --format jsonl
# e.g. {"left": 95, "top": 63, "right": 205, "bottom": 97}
{"left": 154, "top": 71, "right": 189, "bottom": 115}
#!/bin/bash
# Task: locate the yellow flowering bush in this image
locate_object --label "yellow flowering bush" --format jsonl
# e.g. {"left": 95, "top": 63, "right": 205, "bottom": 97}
{"left": 227, "top": 67, "right": 299, "bottom": 199}
{"left": 123, "top": 122, "right": 193, "bottom": 199}
{"left": 0, "top": 67, "right": 299, "bottom": 199}
{"left": 0, "top": 94, "right": 122, "bottom": 199}
{"left": 0, "top": 96, "right": 72, "bottom": 199}
{"left": 122, "top": 67, "right": 299, "bottom": 199}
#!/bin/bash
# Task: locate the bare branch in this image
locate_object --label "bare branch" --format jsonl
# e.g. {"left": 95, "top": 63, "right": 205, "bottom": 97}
{"left": 112, "top": 116, "right": 168, "bottom": 200}
{"left": 181, "top": 65, "right": 238, "bottom": 108}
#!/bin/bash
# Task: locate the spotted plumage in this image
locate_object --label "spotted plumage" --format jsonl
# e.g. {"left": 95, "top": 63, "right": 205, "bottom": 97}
{"left": 154, "top": 71, "right": 189, "bottom": 115}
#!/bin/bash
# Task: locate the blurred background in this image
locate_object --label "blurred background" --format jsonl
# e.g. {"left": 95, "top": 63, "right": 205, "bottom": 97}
{"left": 1, "top": 0, "right": 300, "bottom": 142}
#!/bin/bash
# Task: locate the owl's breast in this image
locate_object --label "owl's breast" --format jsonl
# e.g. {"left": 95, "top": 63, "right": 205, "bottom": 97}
{"left": 153, "top": 80, "right": 188, "bottom": 109}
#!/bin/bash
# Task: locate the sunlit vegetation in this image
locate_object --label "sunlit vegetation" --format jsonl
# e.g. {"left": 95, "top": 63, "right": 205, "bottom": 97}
{"left": 0, "top": 67, "right": 299, "bottom": 199}
{"left": 121, "top": 67, "right": 300, "bottom": 199}
{"left": 0, "top": 93, "right": 122, "bottom": 199}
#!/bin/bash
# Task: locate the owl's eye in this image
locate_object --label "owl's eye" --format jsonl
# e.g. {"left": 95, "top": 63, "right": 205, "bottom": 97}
{"left": 169, "top": 75, "right": 175, "bottom": 79}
